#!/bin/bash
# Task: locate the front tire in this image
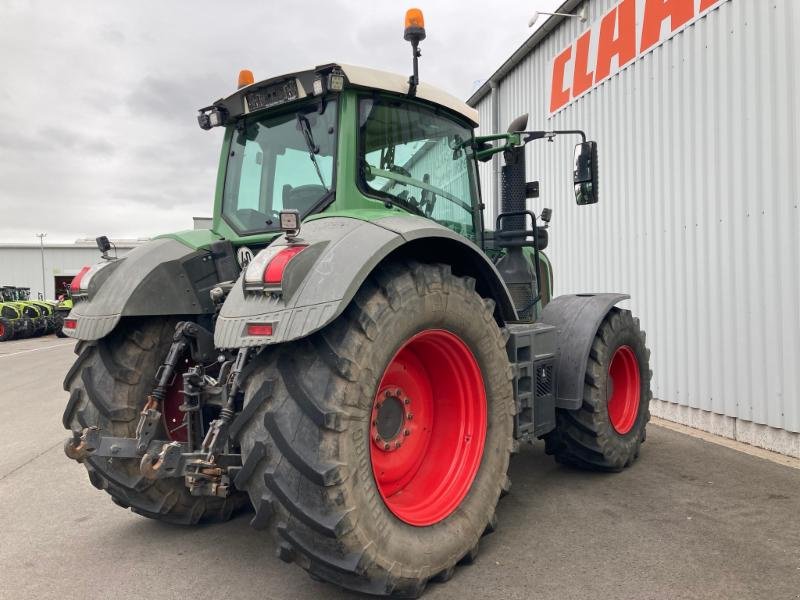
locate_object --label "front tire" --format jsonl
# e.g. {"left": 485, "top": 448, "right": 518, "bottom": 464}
{"left": 236, "top": 262, "right": 514, "bottom": 596}
{"left": 544, "top": 308, "right": 652, "bottom": 471}
{"left": 63, "top": 318, "right": 247, "bottom": 524}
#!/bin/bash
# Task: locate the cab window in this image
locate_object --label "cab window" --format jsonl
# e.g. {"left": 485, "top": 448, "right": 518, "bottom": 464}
{"left": 358, "top": 97, "right": 480, "bottom": 241}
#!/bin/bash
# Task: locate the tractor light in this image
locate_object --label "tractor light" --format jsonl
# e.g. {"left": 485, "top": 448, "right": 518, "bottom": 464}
{"left": 70, "top": 262, "right": 110, "bottom": 296}
{"left": 63, "top": 318, "right": 77, "bottom": 330}
{"left": 328, "top": 69, "right": 345, "bottom": 92}
{"left": 404, "top": 8, "right": 426, "bottom": 42}
{"left": 197, "top": 106, "right": 227, "bottom": 130}
{"left": 243, "top": 244, "right": 308, "bottom": 290}
{"left": 238, "top": 69, "right": 254, "bottom": 89}
{"left": 69, "top": 266, "right": 91, "bottom": 294}
{"left": 246, "top": 323, "right": 273, "bottom": 337}
{"left": 313, "top": 77, "right": 324, "bottom": 96}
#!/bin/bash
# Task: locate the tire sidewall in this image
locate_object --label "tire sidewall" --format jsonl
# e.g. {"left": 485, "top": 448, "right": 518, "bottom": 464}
{"left": 595, "top": 315, "right": 650, "bottom": 444}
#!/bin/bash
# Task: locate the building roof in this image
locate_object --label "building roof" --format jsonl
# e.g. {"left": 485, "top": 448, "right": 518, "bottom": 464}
{"left": 466, "top": 0, "right": 579, "bottom": 107}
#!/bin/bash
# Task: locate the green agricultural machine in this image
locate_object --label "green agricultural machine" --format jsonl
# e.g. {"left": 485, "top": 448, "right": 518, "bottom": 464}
{"left": 63, "top": 10, "right": 651, "bottom": 597}
{"left": 15, "top": 287, "right": 60, "bottom": 334}
{"left": 54, "top": 293, "right": 73, "bottom": 338}
{"left": 0, "top": 286, "right": 47, "bottom": 339}
{"left": 0, "top": 298, "right": 32, "bottom": 341}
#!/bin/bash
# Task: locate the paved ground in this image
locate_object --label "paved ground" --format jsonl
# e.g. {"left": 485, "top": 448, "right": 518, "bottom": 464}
{"left": 1, "top": 336, "right": 798, "bottom": 600}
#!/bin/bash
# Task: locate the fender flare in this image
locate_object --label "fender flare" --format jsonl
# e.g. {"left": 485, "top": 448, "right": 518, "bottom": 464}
{"left": 538, "top": 293, "right": 630, "bottom": 410}
{"left": 65, "top": 238, "right": 229, "bottom": 340}
{"left": 214, "top": 215, "right": 517, "bottom": 348}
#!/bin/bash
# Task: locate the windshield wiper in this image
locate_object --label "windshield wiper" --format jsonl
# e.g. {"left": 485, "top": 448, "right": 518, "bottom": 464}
{"left": 296, "top": 113, "right": 329, "bottom": 192}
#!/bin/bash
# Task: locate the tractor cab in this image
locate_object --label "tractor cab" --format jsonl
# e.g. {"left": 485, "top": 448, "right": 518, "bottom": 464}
{"left": 196, "top": 11, "right": 597, "bottom": 322}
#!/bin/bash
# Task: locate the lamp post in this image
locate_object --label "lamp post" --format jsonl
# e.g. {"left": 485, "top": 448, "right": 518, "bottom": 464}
{"left": 35, "top": 233, "right": 47, "bottom": 299}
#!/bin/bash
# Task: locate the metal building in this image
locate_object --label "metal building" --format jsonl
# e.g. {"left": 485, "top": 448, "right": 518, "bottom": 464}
{"left": 469, "top": 0, "right": 799, "bottom": 456}
{"left": 0, "top": 240, "right": 142, "bottom": 300}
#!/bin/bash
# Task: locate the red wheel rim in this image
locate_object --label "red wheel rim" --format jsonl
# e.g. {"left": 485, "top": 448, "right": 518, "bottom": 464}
{"left": 607, "top": 345, "right": 641, "bottom": 434}
{"left": 162, "top": 368, "right": 189, "bottom": 443}
{"left": 0, "top": 322, "right": 5, "bottom": 337}
{"left": 369, "top": 329, "right": 487, "bottom": 526}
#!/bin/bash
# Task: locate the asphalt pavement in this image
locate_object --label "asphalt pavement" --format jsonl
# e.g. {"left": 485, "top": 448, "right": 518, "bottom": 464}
{"left": 1, "top": 336, "right": 798, "bottom": 600}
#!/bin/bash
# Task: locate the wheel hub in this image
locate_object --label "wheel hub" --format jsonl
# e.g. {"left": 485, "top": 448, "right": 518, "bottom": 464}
{"left": 607, "top": 345, "right": 641, "bottom": 434}
{"left": 371, "top": 387, "right": 411, "bottom": 452}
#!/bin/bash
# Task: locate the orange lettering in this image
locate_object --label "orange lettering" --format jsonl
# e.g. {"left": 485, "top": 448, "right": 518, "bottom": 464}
{"left": 571, "top": 31, "right": 595, "bottom": 98}
{"left": 595, "top": 0, "right": 637, "bottom": 82}
{"left": 699, "top": 0, "right": 718, "bottom": 11}
{"left": 640, "top": 0, "right": 694, "bottom": 53}
{"left": 549, "top": 46, "right": 572, "bottom": 113}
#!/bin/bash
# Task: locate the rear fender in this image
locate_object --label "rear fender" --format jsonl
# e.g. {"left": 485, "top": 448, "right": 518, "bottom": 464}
{"left": 214, "top": 215, "right": 517, "bottom": 348}
{"left": 538, "top": 293, "right": 630, "bottom": 410}
{"left": 65, "top": 238, "right": 235, "bottom": 340}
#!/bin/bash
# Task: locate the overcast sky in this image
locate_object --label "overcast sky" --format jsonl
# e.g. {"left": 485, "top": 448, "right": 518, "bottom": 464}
{"left": 0, "top": 0, "right": 559, "bottom": 243}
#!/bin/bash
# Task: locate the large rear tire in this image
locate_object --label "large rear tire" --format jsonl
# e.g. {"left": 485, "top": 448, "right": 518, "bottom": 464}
{"left": 544, "top": 308, "right": 651, "bottom": 471}
{"left": 63, "top": 317, "right": 247, "bottom": 524}
{"left": 236, "top": 262, "right": 514, "bottom": 597}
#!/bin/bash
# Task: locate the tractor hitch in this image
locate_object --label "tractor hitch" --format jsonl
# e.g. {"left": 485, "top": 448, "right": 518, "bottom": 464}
{"left": 64, "top": 427, "right": 242, "bottom": 498}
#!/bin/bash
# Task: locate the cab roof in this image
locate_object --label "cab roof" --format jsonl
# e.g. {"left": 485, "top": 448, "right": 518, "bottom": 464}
{"left": 212, "top": 63, "right": 479, "bottom": 127}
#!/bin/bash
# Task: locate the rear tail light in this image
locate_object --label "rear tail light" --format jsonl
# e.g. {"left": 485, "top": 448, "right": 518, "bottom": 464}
{"left": 244, "top": 244, "right": 308, "bottom": 290}
{"left": 63, "top": 318, "right": 77, "bottom": 330}
{"left": 246, "top": 323, "right": 273, "bottom": 336}
{"left": 69, "top": 262, "right": 110, "bottom": 296}
{"left": 69, "top": 266, "right": 91, "bottom": 294}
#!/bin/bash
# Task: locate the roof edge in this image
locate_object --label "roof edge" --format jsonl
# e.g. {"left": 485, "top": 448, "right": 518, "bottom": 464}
{"left": 467, "top": 0, "right": 581, "bottom": 107}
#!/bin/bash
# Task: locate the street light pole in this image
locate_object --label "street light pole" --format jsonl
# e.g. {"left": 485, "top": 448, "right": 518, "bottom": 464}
{"left": 35, "top": 233, "right": 47, "bottom": 299}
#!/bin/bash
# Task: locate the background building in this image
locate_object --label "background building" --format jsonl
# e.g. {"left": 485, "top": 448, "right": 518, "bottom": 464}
{"left": 469, "top": 0, "right": 799, "bottom": 456}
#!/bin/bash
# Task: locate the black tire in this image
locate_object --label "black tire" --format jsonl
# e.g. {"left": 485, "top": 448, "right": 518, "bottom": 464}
{"left": 0, "top": 317, "right": 12, "bottom": 341}
{"left": 544, "top": 308, "right": 651, "bottom": 471}
{"left": 236, "top": 262, "right": 515, "bottom": 597}
{"left": 63, "top": 317, "right": 248, "bottom": 524}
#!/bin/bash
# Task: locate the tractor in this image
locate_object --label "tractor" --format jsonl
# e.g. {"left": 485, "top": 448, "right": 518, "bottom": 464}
{"left": 15, "top": 287, "right": 60, "bottom": 334}
{"left": 0, "top": 297, "right": 33, "bottom": 341}
{"left": 0, "top": 287, "right": 45, "bottom": 338}
{"left": 62, "top": 9, "right": 651, "bottom": 597}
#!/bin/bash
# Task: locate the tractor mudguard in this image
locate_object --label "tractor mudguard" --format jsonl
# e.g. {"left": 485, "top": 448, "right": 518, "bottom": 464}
{"left": 214, "top": 215, "right": 517, "bottom": 348}
{"left": 538, "top": 293, "right": 630, "bottom": 410}
{"left": 65, "top": 238, "right": 230, "bottom": 340}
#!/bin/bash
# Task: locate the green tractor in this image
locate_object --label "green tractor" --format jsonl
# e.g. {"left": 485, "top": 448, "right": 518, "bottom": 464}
{"left": 0, "top": 287, "right": 45, "bottom": 338}
{"left": 54, "top": 292, "right": 73, "bottom": 338}
{"left": 0, "top": 298, "right": 33, "bottom": 341}
{"left": 15, "top": 287, "right": 60, "bottom": 334}
{"left": 63, "top": 10, "right": 651, "bottom": 597}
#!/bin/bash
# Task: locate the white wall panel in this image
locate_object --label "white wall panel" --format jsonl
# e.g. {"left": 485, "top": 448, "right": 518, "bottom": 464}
{"left": 473, "top": 0, "right": 800, "bottom": 433}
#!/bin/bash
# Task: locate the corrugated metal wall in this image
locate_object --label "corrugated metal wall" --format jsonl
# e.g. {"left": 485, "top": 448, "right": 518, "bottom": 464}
{"left": 0, "top": 246, "right": 135, "bottom": 299}
{"left": 473, "top": 0, "right": 800, "bottom": 434}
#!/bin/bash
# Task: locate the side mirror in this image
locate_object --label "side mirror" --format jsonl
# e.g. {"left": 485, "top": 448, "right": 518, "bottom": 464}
{"left": 573, "top": 141, "right": 598, "bottom": 205}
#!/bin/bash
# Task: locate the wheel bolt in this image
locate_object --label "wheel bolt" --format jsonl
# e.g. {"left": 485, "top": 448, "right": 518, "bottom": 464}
{"left": 376, "top": 402, "right": 382, "bottom": 409}
{"left": 407, "top": 413, "right": 413, "bottom": 420}
{"left": 385, "top": 390, "right": 391, "bottom": 399}
{"left": 372, "top": 420, "right": 377, "bottom": 426}
{"left": 404, "top": 429, "right": 410, "bottom": 436}
{"left": 404, "top": 398, "right": 410, "bottom": 405}
{"left": 383, "top": 443, "right": 390, "bottom": 450}
{"left": 395, "top": 442, "right": 401, "bottom": 449}
{"left": 375, "top": 434, "right": 381, "bottom": 442}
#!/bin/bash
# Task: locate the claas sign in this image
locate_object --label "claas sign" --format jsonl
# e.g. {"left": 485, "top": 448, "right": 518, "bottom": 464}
{"left": 549, "top": 0, "right": 727, "bottom": 115}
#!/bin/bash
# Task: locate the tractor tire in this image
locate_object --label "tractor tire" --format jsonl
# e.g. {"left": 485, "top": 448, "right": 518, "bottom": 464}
{"left": 0, "top": 318, "right": 12, "bottom": 341}
{"left": 236, "top": 262, "right": 515, "bottom": 597}
{"left": 63, "top": 317, "right": 248, "bottom": 524}
{"left": 544, "top": 308, "right": 651, "bottom": 471}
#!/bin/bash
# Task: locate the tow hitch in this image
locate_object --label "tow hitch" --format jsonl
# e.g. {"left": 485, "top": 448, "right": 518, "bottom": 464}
{"left": 64, "top": 321, "right": 250, "bottom": 499}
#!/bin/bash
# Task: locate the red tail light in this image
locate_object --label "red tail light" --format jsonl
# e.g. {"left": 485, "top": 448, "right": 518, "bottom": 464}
{"left": 70, "top": 266, "right": 91, "bottom": 293}
{"left": 63, "top": 318, "right": 77, "bottom": 330}
{"left": 263, "top": 246, "right": 307, "bottom": 285}
{"left": 246, "top": 323, "right": 273, "bottom": 336}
